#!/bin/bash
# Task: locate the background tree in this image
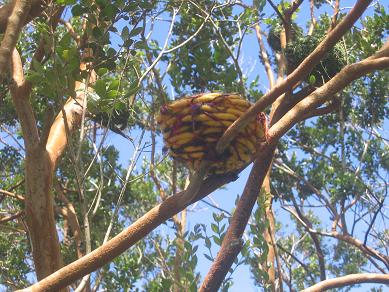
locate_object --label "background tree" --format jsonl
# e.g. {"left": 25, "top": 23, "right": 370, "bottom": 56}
{"left": 0, "top": 0, "right": 388, "bottom": 291}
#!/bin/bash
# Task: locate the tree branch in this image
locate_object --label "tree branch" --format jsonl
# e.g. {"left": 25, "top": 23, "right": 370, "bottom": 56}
{"left": 200, "top": 144, "right": 276, "bottom": 291}
{"left": 0, "top": 0, "right": 46, "bottom": 33}
{"left": 215, "top": 0, "right": 372, "bottom": 154}
{"left": 45, "top": 81, "right": 89, "bottom": 165}
{"left": 302, "top": 273, "right": 389, "bottom": 292}
{"left": 0, "top": 188, "right": 25, "bottom": 201}
{"left": 10, "top": 48, "right": 39, "bottom": 151}
{"left": 23, "top": 174, "right": 237, "bottom": 291}
{"left": 0, "top": 0, "right": 31, "bottom": 76}
{"left": 255, "top": 24, "right": 275, "bottom": 89}
{"left": 268, "top": 56, "right": 389, "bottom": 142}
{"left": 0, "top": 210, "right": 24, "bottom": 223}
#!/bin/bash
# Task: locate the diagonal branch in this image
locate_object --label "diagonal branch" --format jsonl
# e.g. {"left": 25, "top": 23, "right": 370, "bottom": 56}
{"left": 23, "top": 174, "right": 237, "bottom": 291}
{"left": 0, "top": 188, "right": 25, "bottom": 201}
{"left": 268, "top": 55, "right": 389, "bottom": 141}
{"left": 0, "top": 210, "right": 24, "bottom": 223}
{"left": 215, "top": 0, "right": 373, "bottom": 154}
{"left": 200, "top": 144, "right": 276, "bottom": 291}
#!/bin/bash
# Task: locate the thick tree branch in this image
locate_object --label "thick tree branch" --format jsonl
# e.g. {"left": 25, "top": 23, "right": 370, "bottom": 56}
{"left": 200, "top": 144, "right": 276, "bottom": 291}
{"left": 0, "top": 0, "right": 31, "bottom": 76}
{"left": 23, "top": 174, "right": 237, "bottom": 291}
{"left": 216, "top": 0, "right": 372, "bottom": 154}
{"left": 302, "top": 273, "right": 389, "bottom": 292}
{"left": 268, "top": 56, "right": 389, "bottom": 141}
{"left": 0, "top": 0, "right": 46, "bottom": 33}
{"left": 10, "top": 49, "right": 39, "bottom": 151}
{"left": 46, "top": 81, "right": 89, "bottom": 165}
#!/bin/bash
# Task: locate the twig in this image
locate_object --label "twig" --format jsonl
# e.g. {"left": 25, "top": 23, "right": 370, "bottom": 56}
{"left": 363, "top": 197, "right": 385, "bottom": 246}
{"left": 136, "top": 7, "right": 179, "bottom": 90}
{"left": 276, "top": 243, "right": 316, "bottom": 283}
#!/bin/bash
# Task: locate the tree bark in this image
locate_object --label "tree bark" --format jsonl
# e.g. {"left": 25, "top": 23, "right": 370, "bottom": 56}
{"left": 25, "top": 147, "right": 63, "bottom": 280}
{"left": 302, "top": 273, "right": 389, "bottom": 292}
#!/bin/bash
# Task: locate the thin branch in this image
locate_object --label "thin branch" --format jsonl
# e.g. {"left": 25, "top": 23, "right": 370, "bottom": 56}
{"left": 216, "top": 0, "right": 373, "bottom": 154}
{"left": 308, "top": 0, "right": 317, "bottom": 35}
{"left": 0, "top": 210, "right": 24, "bottom": 223}
{"left": 330, "top": 0, "right": 340, "bottom": 30}
{"left": 136, "top": 7, "right": 178, "bottom": 89}
{"left": 302, "top": 273, "right": 389, "bottom": 292}
{"left": 364, "top": 197, "right": 385, "bottom": 245}
{"left": 188, "top": 0, "right": 246, "bottom": 96}
{"left": 276, "top": 243, "right": 316, "bottom": 283}
{"left": 59, "top": 18, "right": 80, "bottom": 44}
{"left": 255, "top": 24, "right": 275, "bottom": 89}
{"left": 0, "top": 189, "right": 25, "bottom": 201}
{"left": 289, "top": 194, "right": 326, "bottom": 281}
{"left": 267, "top": 0, "right": 287, "bottom": 25}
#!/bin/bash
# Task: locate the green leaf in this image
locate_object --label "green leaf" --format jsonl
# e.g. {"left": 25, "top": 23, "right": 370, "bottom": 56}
{"left": 107, "top": 90, "right": 119, "bottom": 99}
{"left": 108, "top": 79, "right": 120, "bottom": 90}
{"left": 309, "top": 74, "right": 316, "bottom": 85}
{"left": 97, "top": 68, "right": 109, "bottom": 76}
{"left": 204, "top": 253, "right": 213, "bottom": 261}
{"left": 94, "top": 80, "right": 106, "bottom": 96}
{"left": 71, "top": 4, "right": 83, "bottom": 17}
{"left": 129, "top": 27, "right": 143, "bottom": 38}
{"left": 121, "top": 26, "right": 130, "bottom": 40}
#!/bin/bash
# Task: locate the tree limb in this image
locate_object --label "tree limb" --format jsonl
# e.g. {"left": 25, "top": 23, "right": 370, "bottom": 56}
{"left": 200, "top": 144, "right": 276, "bottom": 291}
{"left": 302, "top": 273, "right": 389, "bottom": 292}
{"left": 215, "top": 0, "right": 372, "bottom": 154}
{"left": 10, "top": 48, "right": 39, "bottom": 151}
{"left": 0, "top": 210, "right": 24, "bottom": 223}
{"left": 0, "top": 0, "right": 31, "bottom": 76}
{"left": 0, "top": 0, "right": 46, "bottom": 33}
{"left": 268, "top": 56, "right": 389, "bottom": 142}
{"left": 22, "top": 174, "right": 237, "bottom": 291}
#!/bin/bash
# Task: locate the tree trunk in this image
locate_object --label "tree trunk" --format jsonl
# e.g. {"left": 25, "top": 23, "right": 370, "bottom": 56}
{"left": 25, "top": 146, "right": 63, "bottom": 280}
